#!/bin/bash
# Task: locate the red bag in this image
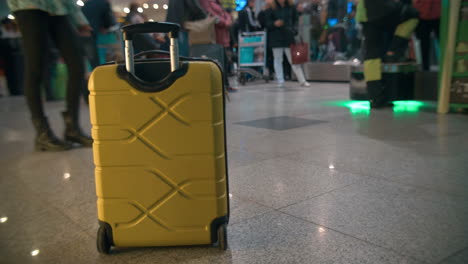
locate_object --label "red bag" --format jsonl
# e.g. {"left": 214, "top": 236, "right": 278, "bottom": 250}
{"left": 290, "top": 38, "right": 309, "bottom": 65}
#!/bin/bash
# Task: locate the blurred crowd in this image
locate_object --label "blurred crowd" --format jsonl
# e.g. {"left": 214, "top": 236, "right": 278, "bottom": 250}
{"left": 0, "top": 0, "right": 443, "bottom": 96}
{"left": 0, "top": 0, "right": 442, "bottom": 150}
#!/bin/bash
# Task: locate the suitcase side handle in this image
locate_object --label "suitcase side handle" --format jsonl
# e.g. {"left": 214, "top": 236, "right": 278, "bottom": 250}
{"left": 121, "top": 22, "right": 180, "bottom": 74}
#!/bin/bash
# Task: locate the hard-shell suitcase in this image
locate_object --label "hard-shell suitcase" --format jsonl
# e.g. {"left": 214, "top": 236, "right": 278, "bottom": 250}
{"left": 88, "top": 22, "right": 229, "bottom": 254}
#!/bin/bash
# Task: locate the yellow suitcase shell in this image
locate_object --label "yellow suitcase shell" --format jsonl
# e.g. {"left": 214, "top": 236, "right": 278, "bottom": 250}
{"left": 89, "top": 60, "right": 229, "bottom": 249}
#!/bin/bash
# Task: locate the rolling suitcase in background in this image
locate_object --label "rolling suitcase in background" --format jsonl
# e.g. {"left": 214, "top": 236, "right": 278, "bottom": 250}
{"left": 88, "top": 22, "right": 229, "bottom": 254}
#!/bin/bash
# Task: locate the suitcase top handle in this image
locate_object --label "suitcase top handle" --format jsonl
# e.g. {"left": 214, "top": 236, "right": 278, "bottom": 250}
{"left": 121, "top": 22, "right": 180, "bottom": 40}
{"left": 121, "top": 22, "right": 180, "bottom": 74}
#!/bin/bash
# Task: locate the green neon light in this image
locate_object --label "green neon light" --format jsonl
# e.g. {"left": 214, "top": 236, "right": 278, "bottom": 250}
{"left": 325, "top": 100, "right": 427, "bottom": 115}
{"left": 393, "top": 101, "right": 425, "bottom": 113}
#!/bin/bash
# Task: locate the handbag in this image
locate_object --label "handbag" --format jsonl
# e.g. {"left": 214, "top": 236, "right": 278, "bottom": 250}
{"left": 185, "top": 16, "right": 217, "bottom": 45}
{"left": 189, "top": 24, "right": 216, "bottom": 45}
{"left": 290, "top": 37, "right": 309, "bottom": 65}
{"left": 184, "top": 16, "right": 216, "bottom": 33}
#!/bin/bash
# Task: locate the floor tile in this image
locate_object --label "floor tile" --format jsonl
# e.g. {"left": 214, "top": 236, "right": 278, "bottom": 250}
{"left": 2, "top": 81, "right": 468, "bottom": 263}
{"left": 235, "top": 116, "right": 327, "bottom": 131}
{"left": 172, "top": 211, "right": 421, "bottom": 264}
{"left": 281, "top": 178, "right": 468, "bottom": 263}
{"left": 229, "top": 158, "right": 364, "bottom": 209}
{"left": 439, "top": 247, "right": 468, "bottom": 264}
{"left": 228, "top": 195, "right": 273, "bottom": 225}
{"left": 283, "top": 142, "right": 468, "bottom": 197}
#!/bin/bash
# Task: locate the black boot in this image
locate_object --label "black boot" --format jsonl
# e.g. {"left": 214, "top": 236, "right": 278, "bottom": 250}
{"left": 367, "top": 81, "right": 392, "bottom": 109}
{"left": 32, "top": 118, "right": 72, "bottom": 152}
{"left": 62, "top": 111, "right": 93, "bottom": 147}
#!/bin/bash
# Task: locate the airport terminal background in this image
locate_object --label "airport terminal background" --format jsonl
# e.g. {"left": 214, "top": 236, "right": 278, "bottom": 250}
{"left": 1, "top": 0, "right": 468, "bottom": 263}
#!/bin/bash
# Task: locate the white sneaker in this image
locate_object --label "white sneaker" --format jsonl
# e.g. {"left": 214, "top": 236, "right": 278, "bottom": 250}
{"left": 301, "top": 82, "right": 311, "bottom": 87}
{"left": 277, "top": 82, "right": 285, "bottom": 88}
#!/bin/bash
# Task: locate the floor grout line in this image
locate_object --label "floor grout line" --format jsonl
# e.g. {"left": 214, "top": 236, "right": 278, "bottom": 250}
{"left": 436, "top": 245, "right": 468, "bottom": 264}
{"left": 279, "top": 149, "right": 468, "bottom": 200}
{"left": 277, "top": 210, "right": 430, "bottom": 264}
{"left": 274, "top": 180, "right": 367, "bottom": 211}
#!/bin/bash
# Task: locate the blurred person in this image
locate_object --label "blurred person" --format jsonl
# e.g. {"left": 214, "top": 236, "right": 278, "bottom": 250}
{"left": 166, "top": 0, "right": 207, "bottom": 56}
{"left": 7, "top": 0, "right": 93, "bottom": 151}
{"left": 258, "top": 0, "right": 275, "bottom": 78}
{"left": 0, "top": 17, "right": 23, "bottom": 96}
{"left": 199, "top": 0, "right": 237, "bottom": 91}
{"left": 124, "top": 2, "right": 161, "bottom": 54}
{"left": 356, "top": 0, "right": 419, "bottom": 108}
{"left": 126, "top": 2, "right": 145, "bottom": 25}
{"left": 297, "top": 0, "right": 325, "bottom": 60}
{"left": 82, "top": 0, "right": 117, "bottom": 69}
{"left": 413, "top": 0, "right": 441, "bottom": 71}
{"left": 238, "top": 0, "right": 261, "bottom": 32}
{"left": 266, "top": 0, "right": 310, "bottom": 87}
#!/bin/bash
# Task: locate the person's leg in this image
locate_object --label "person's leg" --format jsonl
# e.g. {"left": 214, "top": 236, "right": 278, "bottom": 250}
{"left": 273, "top": 47, "right": 285, "bottom": 85}
{"left": 14, "top": 10, "right": 71, "bottom": 151}
{"left": 49, "top": 15, "right": 92, "bottom": 147}
{"left": 385, "top": 7, "right": 419, "bottom": 62}
{"left": 1, "top": 40, "right": 21, "bottom": 95}
{"left": 14, "top": 11, "right": 48, "bottom": 118}
{"left": 432, "top": 19, "right": 440, "bottom": 39}
{"left": 266, "top": 47, "right": 275, "bottom": 79}
{"left": 416, "top": 19, "right": 431, "bottom": 71}
{"left": 284, "top": 47, "right": 308, "bottom": 85}
{"left": 362, "top": 22, "right": 388, "bottom": 108}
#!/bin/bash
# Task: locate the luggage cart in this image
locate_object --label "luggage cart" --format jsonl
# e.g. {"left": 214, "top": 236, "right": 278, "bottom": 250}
{"left": 237, "top": 31, "right": 269, "bottom": 85}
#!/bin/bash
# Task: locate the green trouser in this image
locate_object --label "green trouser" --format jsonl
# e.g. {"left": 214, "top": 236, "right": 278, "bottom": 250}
{"left": 362, "top": 17, "right": 418, "bottom": 103}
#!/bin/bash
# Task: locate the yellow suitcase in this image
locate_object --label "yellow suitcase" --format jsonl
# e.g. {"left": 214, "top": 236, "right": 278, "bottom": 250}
{"left": 88, "top": 22, "right": 229, "bottom": 254}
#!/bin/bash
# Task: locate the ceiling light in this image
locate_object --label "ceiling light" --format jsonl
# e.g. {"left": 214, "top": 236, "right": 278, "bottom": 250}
{"left": 7, "top": 14, "right": 14, "bottom": 19}
{"left": 76, "top": 0, "right": 84, "bottom": 6}
{"left": 137, "top": 7, "right": 144, "bottom": 13}
{"left": 123, "top": 7, "right": 130, "bottom": 14}
{"left": 153, "top": 4, "right": 159, "bottom": 9}
{"left": 0, "top": 217, "right": 7, "bottom": 223}
{"left": 31, "top": 249, "right": 40, "bottom": 256}
{"left": 163, "top": 4, "right": 168, "bottom": 9}
{"left": 143, "top": 3, "right": 149, "bottom": 8}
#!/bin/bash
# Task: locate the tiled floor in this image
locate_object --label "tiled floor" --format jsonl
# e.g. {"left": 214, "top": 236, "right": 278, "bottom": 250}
{"left": 1, "top": 81, "right": 468, "bottom": 264}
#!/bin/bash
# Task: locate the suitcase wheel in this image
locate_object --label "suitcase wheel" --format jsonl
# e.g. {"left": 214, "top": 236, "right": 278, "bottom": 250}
{"left": 97, "top": 226, "right": 111, "bottom": 254}
{"left": 217, "top": 224, "right": 228, "bottom": 251}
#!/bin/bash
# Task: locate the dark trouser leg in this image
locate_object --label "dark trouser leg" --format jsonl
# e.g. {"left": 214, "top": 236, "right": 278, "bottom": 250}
{"left": 14, "top": 10, "right": 49, "bottom": 119}
{"left": 48, "top": 15, "right": 86, "bottom": 118}
{"left": 14, "top": 10, "right": 71, "bottom": 151}
{"left": 416, "top": 20, "right": 431, "bottom": 71}
{"left": 48, "top": 15, "right": 92, "bottom": 146}
{"left": 362, "top": 23, "right": 387, "bottom": 107}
